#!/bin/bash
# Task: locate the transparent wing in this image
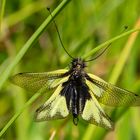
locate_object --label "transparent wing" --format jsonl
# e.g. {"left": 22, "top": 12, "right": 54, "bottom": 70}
{"left": 81, "top": 91, "right": 113, "bottom": 130}
{"left": 10, "top": 69, "right": 68, "bottom": 92}
{"left": 35, "top": 84, "right": 69, "bottom": 121}
{"left": 86, "top": 73, "right": 140, "bottom": 106}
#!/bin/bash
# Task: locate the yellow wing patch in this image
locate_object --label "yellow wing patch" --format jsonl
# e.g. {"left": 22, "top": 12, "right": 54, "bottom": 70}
{"left": 87, "top": 73, "right": 106, "bottom": 83}
{"left": 86, "top": 79, "right": 104, "bottom": 98}
{"left": 81, "top": 91, "right": 113, "bottom": 130}
{"left": 35, "top": 84, "right": 69, "bottom": 121}
{"left": 10, "top": 69, "right": 68, "bottom": 92}
{"left": 87, "top": 73, "right": 140, "bottom": 106}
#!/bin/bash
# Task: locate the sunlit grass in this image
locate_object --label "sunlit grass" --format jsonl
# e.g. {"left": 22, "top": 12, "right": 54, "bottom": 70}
{"left": 0, "top": 0, "right": 6, "bottom": 33}
{"left": 0, "top": 0, "right": 140, "bottom": 140}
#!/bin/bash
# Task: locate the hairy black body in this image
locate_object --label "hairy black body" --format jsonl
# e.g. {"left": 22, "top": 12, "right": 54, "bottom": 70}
{"left": 60, "top": 58, "right": 91, "bottom": 125}
{"left": 11, "top": 56, "right": 140, "bottom": 129}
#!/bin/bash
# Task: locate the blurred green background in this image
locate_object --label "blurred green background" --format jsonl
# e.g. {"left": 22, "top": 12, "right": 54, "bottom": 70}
{"left": 0, "top": 0, "right": 140, "bottom": 140}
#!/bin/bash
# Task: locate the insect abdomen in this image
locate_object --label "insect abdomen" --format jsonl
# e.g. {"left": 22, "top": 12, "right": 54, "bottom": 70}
{"left": 72, "top": 87, "right": 79, "bottom": 118}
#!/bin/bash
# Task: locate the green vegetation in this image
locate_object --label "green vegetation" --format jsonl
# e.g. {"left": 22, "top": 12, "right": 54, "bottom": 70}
{"left": 0, "top": 0, "right": 140, "bottom": 139}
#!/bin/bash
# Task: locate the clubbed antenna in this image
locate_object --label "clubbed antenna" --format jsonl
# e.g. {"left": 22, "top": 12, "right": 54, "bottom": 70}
{"left": 85, "top": 43, "right": 111, "bottom": 62}
{"left": 85, "top": 25, "right": 128, "bottom": 62}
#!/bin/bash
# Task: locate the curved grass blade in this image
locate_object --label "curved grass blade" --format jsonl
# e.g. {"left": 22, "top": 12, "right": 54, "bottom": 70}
{"left": 82, "top": 18, "right": 140, "bottom": 140}
{"left": 0, "top": 0, "right": 71, "bottom": 137}
{"left": 83, "top": 28, "right": 140, "bottom": 59}
{"left": 0, "top": 0, "right": 71, "bottom": 90}
{"left": 0, "top": 0, "right": 6, "bottom": 33}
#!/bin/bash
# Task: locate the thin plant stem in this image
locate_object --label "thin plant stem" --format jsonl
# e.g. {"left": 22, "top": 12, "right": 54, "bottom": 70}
{"left": 0, "top": 0, "right": 71, "bottom": 137}
{"left": 83, "top": 28, "right": 140, "bottom": 59}
{"left": 0, "top": 0, "right": 6, "bottom": 33}
{"left": 109, "top": 18, "right": 140, "bottom": 84}
{"left": 0, "top": 0, "right": 71, "bottom": 90}
{"left": 82, "top": 18, "right": 140, "bottom": 140}
{"left": 0, "top": 85, "right": 47, "bottom": 137}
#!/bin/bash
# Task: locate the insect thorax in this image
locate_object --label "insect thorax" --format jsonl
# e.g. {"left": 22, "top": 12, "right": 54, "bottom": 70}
{"left": 60, "top": 58, "right": 91, "bottom": 125}
{"left": 69, "top": 58, "right": 86, "bottom": 80}
{"left": 71, "top": 58, "right": 86, "bottom": 70}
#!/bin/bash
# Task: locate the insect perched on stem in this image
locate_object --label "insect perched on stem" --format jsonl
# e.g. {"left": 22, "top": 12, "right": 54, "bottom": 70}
{"left": 10, "top": 8, "right": 140, "bottom": 130}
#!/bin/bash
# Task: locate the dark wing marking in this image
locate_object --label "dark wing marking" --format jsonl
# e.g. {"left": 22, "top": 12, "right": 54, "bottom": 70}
{"left": 10, "top": 69, "right": 69, "bottom": 92}
{"left": 86, "top": 73, "right": 140, "bottom": 106}
{"left": 60, "top": 79, "right": 91, "bottom": 114}
{"left": 81, "top": 91, "right": 113, "bottom": 130}
{"left": 35, "top": 84, "right": 69, "bottom": 121}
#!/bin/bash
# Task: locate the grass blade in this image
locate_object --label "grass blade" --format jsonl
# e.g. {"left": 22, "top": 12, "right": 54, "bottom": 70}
{"left": 0, "top": 0, "right": 71, "bottom": 90}
{"left": 0, "top": 0, "right": 6, "bottom": 33}
{"left": 0, "top": 0, "right": 71, "bottom": 137}
{"left": 83, "top": 28, "right": 140, "bottom": 59}
{"left": 82, "top": 18, "right": 140, "bottom": 140}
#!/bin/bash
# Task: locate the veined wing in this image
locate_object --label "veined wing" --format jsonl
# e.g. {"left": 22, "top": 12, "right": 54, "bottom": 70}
{"left": 86, "top": 73, "right": 140, "bottom": 106}
{"left": 81, "top": 90, "right": 113, "bottom": 130}
{"left": 10, "top": 69, "right": 69, "bottom": 92}
{"left": 35, "top": 84, "right": 69, "bottom": 121}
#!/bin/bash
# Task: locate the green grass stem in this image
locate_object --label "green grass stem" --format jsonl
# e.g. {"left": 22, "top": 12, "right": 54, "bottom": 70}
{"left": 83, "top": 28, "right": 140, "bottom": 59}
{"left": 0, "top": 0, "right": 6, "bottom": 33}
{"left": 82, "top": 19, "right": 140, "bottom": 140}
{"left": 0, "top": 0, "right": 71, "bottom": 90}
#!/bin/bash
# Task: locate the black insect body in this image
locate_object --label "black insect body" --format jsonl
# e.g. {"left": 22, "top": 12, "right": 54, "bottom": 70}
{"left": 60, "top": 58, "right": 91, "bottom": 125}
{"left": 11, "top": 57, "right": 140, "bottom": 129}
{"left": 10, "top": 8, "right": 140, "bottom": 130}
